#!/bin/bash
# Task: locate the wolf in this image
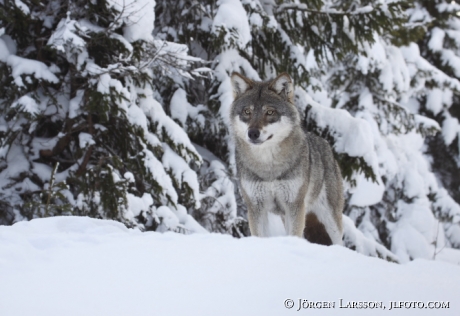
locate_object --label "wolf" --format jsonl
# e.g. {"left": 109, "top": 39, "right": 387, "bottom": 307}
{"left": 229, "top": 72, "right": 344, "bottom": 245}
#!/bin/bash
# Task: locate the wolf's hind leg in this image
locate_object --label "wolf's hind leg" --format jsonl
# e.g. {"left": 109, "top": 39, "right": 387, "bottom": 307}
{"left": 305, "top": 184, "right": 342, "bottom": 245}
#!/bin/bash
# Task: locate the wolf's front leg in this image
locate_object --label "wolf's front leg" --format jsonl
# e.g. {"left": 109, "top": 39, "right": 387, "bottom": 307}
{"left": 247, "top": 205, "right": 270, "bottom": 237}
{"left": 283, "top": 201, "right": 306, "bottom": 237}
{"left": 241, "top": 180, "right": 271, "bottom": 237}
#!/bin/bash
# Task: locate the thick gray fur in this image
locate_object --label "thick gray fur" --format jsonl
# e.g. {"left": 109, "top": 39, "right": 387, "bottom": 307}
{"left": 229, "top": 72, "right": 344, "bottom": 245}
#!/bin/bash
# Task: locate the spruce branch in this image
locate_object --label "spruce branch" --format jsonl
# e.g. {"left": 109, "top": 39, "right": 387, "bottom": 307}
{"left": 275, "top": 3, "right": 374, "bottom": 15}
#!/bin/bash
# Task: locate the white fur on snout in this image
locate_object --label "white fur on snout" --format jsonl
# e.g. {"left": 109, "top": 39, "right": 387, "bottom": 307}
{"left": 232, "top": 116, "right": 250, "bottom": 141}
{"left": 259, "top": 116, "right": 292, "bottom": 144}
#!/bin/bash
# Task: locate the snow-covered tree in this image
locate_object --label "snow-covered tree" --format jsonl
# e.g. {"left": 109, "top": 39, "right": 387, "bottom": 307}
{"left": 154, "top": 0, "right": 460, "bottom": 262}
{"left": 408, "top": 0, "right": 460, "bottom": 250}
{"left": 0, "top": 0, "right": 208, "bottom": 233}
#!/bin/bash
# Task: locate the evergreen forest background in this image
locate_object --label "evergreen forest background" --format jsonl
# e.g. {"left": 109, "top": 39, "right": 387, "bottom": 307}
{"left": 1, "top": 0, "right": 460, "bottom": 263}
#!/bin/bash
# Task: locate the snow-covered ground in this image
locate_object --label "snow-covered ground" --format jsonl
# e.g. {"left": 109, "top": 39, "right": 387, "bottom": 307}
{"left": 1, "top": 216, "right": 459, "bottom": 316}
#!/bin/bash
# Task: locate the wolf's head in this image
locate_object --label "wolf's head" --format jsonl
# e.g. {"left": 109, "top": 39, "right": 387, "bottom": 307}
{"left": 229, "top": 72, "right": 300, "bottom": 146}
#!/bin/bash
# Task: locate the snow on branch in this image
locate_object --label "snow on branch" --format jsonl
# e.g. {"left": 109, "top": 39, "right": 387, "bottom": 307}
{"left": 274, "top": 3, "right": 373, "bottom": 15}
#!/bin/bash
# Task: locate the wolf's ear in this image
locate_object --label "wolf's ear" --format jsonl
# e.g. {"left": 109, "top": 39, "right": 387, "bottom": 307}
{"left": 231, "top": 72, "right": 254, "bottom": 99}
{"left": 269, "top": 73, "right": 294, "bottom": 103}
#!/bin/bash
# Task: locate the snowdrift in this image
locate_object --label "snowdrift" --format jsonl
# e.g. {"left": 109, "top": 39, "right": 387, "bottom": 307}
{"left": 1, "top": 216, "right": 459, "bottom": 316}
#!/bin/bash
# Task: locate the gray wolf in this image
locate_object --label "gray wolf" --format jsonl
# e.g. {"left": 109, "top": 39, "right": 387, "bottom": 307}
{"left": 229, "top": 72, "right": 343, "bottom": 245}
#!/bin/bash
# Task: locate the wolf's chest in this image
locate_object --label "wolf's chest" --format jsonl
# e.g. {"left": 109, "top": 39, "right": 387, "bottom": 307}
{"left": 240, "top": 177, "right": 304, "bottom": 214}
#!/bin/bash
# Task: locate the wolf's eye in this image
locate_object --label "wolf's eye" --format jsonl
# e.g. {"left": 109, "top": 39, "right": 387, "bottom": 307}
{"left": 244, "top": 109, "right": 251, "bottom": 115}
{"left": 267, "top": 110, "right": 274, "bottom": 115}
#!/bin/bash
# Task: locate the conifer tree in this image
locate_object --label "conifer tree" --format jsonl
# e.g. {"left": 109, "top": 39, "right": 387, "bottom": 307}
{"left": 407, "top": 0, "right": 460, "bottom": 249}
{"left": 0, "top": 0, "right": 206, "bottom": 233}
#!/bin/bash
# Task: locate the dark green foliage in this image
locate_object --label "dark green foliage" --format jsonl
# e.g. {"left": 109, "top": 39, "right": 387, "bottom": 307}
{"left": 22, "top": 162, "right": 73, "bottom": 219}
{"left": 0, "top": 0, "right": 200, "bottom": 228}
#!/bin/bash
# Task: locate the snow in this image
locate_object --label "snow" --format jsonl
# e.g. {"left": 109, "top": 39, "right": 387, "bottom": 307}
{"left": 296, "top": 88, "right": 380, "bottom": 176}
{"left": 437, "top": 1, "right": 460, "bottom": 13}
{"left": 425, "top": 21, "right": 460, "bottom": 79}
{"left": 426, "top": 88, "right": 444, "bottom": 115}
{"left": 47, "top": 18, "right": 86, "bottom": 52}
{"left": 249, "top": 12, "right": 263, "bottom": 27}
{"left": 400, "top": 43, "right": 460, "bottom": 92}
{"left": 32, "top": 163, "right": 53, "bottom": 182}
{"left": 123, "top": 193, "right": 152, "bottom": 222}
{"left": 349, "top": 173, "right": 385, "bottom": 207}
{"left": 14, "top": 0, "right": 29, "bottom": 15}
{"left": 193, "top": 143, "right": 238, "bottom": 232}
{"left": 392, "top": 220, "right": 434, "bottom": 262}
{"left": 108, "top": 0, "right": 156, "bottom": 43}
{"left": 342, "top": 215, "right": 397, "bottom": 261}
{"left": 155, "top": 205, "right": 180, "bottom": 231}
{"left": 12, "top": 95, "right": 39, "bottom": 115}
{"left": 170, "top": 88, "right": 206, "bottom": 129}
{"left": 428, "top": 28, "right": 445, "bottom": 51}
{"left": 446, "top": 223, "right": 460, "bottom": 248}
{"left": 141, "top": 146, "right": 179, "bottom": 205}
{"left": 170, "top": 88, "right": 190, "bottom": 125}
{"left": 137, "top": 81, "right": 201, "bottom": 164}
{"left": 212, "top": 0, "right": 251, "bottom": 48}
{"left": 435, "top": 247, "right": 460, "bottom": 265}
{"left": 0, "top": 216, "right": 459, "bottom": 316}
{"left": 69, "top": 90, "right": 84, "bottom": 119}
{"left": 0, "top": 36, "right": 59, "bottom": 87}
{"left": 162, "top": 144, "right": 201, "bottom": 208}
{"left": 78, "top": 133, "right": 96, "bottom": 148}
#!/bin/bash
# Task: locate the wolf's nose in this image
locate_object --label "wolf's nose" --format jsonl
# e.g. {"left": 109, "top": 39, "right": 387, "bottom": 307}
{"left": 248, "top": 128, "right": 260, "bottom": 140}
